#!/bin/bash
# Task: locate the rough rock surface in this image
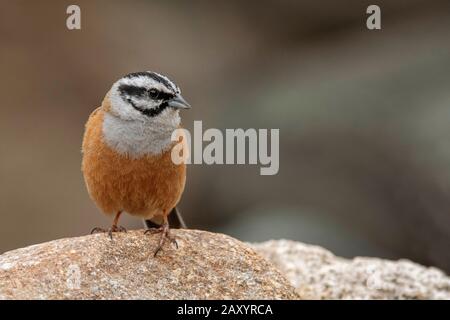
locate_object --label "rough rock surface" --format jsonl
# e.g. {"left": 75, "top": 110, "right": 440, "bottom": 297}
{"left": 0, "top": 230, "right": 298, "bottom": 300}
{"left": 2, "top": 231, "right": 449, "bottom": 300}
{"left": 252, "top": 240, "right": 450, "bottom": 299}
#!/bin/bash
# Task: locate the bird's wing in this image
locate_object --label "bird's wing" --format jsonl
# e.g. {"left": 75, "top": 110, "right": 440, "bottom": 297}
{"left": 81, "top": 107, "right": 103, "bottom": 153}
{"left": 87, "top": 107, "right": 102, "bottom": 123}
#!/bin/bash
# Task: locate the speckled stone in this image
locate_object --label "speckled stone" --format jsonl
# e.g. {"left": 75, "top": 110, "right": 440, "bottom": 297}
{"left": 252, "top": 240, "right": 450, "bottom": 300}
{"left": 0, "top": 230, "right": 298, "bottom": 300}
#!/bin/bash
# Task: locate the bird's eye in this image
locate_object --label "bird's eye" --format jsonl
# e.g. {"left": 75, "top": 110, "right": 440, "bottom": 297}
{"left": 148, "top": 89, "right": 160, "bottom": 99}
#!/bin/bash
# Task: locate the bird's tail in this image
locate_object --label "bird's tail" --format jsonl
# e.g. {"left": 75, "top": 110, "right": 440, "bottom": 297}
{"left": 143, "top": 206, "right": 187, "bottom": 229}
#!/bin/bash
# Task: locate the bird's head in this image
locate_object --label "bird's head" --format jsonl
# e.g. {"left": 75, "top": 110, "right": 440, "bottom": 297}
{"left": 101, "top": 71, "right": 190, "bottom": 156}
{"left": 106, "top": 71, "right": 190, "bottom": 124}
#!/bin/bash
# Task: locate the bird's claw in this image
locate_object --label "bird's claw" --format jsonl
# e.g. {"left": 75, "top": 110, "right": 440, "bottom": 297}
{"left": 90, "top": 225, "right": 127, "bottom": 239}
{"left": 144, "top": 224, "right": 178, "bottom": 257}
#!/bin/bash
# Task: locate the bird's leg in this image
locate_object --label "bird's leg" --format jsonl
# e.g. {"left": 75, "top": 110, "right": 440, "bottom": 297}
{"left": 144, "top": 216, "right": 178, "bottom": 257}
{"left": 108, "top": 211, "right": 127, "bottom": 239}
{"left": 90, "top": 211, "right": 127, "bottom": 239}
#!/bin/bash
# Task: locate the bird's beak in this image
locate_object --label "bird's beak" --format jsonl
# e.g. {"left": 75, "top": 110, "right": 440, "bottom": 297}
{"left": 167, "top": 94, "right": 191, "bottom": 109}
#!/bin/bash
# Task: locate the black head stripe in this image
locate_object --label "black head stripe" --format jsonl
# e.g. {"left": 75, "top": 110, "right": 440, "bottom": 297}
{"left": 119, "top": 72, "right": 177, "bottom": 118}
{"left": 118, "top": 84, "right": 174, "bottom": 101}
{"left": 129, "top": 101, "right": 169, "bottom": 118}
{"left": 124, "top": 71, "right": 176, "bottom": 92}
{"left": 118, "top": 84, "right": 147, "bottom": 97}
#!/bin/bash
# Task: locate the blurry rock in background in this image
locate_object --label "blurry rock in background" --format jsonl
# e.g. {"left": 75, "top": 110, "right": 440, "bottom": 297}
{"left": 1, "top": 0, "right": 450, "bottom": 272}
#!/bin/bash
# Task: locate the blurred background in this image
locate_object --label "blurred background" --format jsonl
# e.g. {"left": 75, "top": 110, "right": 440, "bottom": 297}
{"left": 1, "top": 0, "right": 450, "bottom": 272}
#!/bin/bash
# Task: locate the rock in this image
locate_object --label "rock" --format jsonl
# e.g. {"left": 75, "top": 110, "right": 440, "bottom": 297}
{"left": 252, "top": 240, "right": 450, "bottom": 299}
{"left": 3, "top": 231, "right": 448, "bottom": 300}
{"left": 0, "top": 230, "right": 298, "bottom": 300}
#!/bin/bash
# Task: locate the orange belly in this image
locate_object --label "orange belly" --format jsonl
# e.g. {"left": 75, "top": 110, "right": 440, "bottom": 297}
{"left": 81, "top": 108, "right": 186, "bottom": 219}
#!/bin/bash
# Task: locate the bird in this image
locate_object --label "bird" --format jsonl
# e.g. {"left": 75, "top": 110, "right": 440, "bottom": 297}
{"left": 81, "top": 71, "right": 190, "bottom": 256}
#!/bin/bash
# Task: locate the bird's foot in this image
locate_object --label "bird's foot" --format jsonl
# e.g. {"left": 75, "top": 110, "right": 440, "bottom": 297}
{"left": 144, "top": 224, "right": 178, "bottom": 257}
{"left": 90, "top": 225, "right": 127, "bottom": 239}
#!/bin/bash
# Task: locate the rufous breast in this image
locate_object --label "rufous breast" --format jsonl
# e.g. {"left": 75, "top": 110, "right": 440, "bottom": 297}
{"left": 82, "top": 108, "right": 186, "bottom": 219}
